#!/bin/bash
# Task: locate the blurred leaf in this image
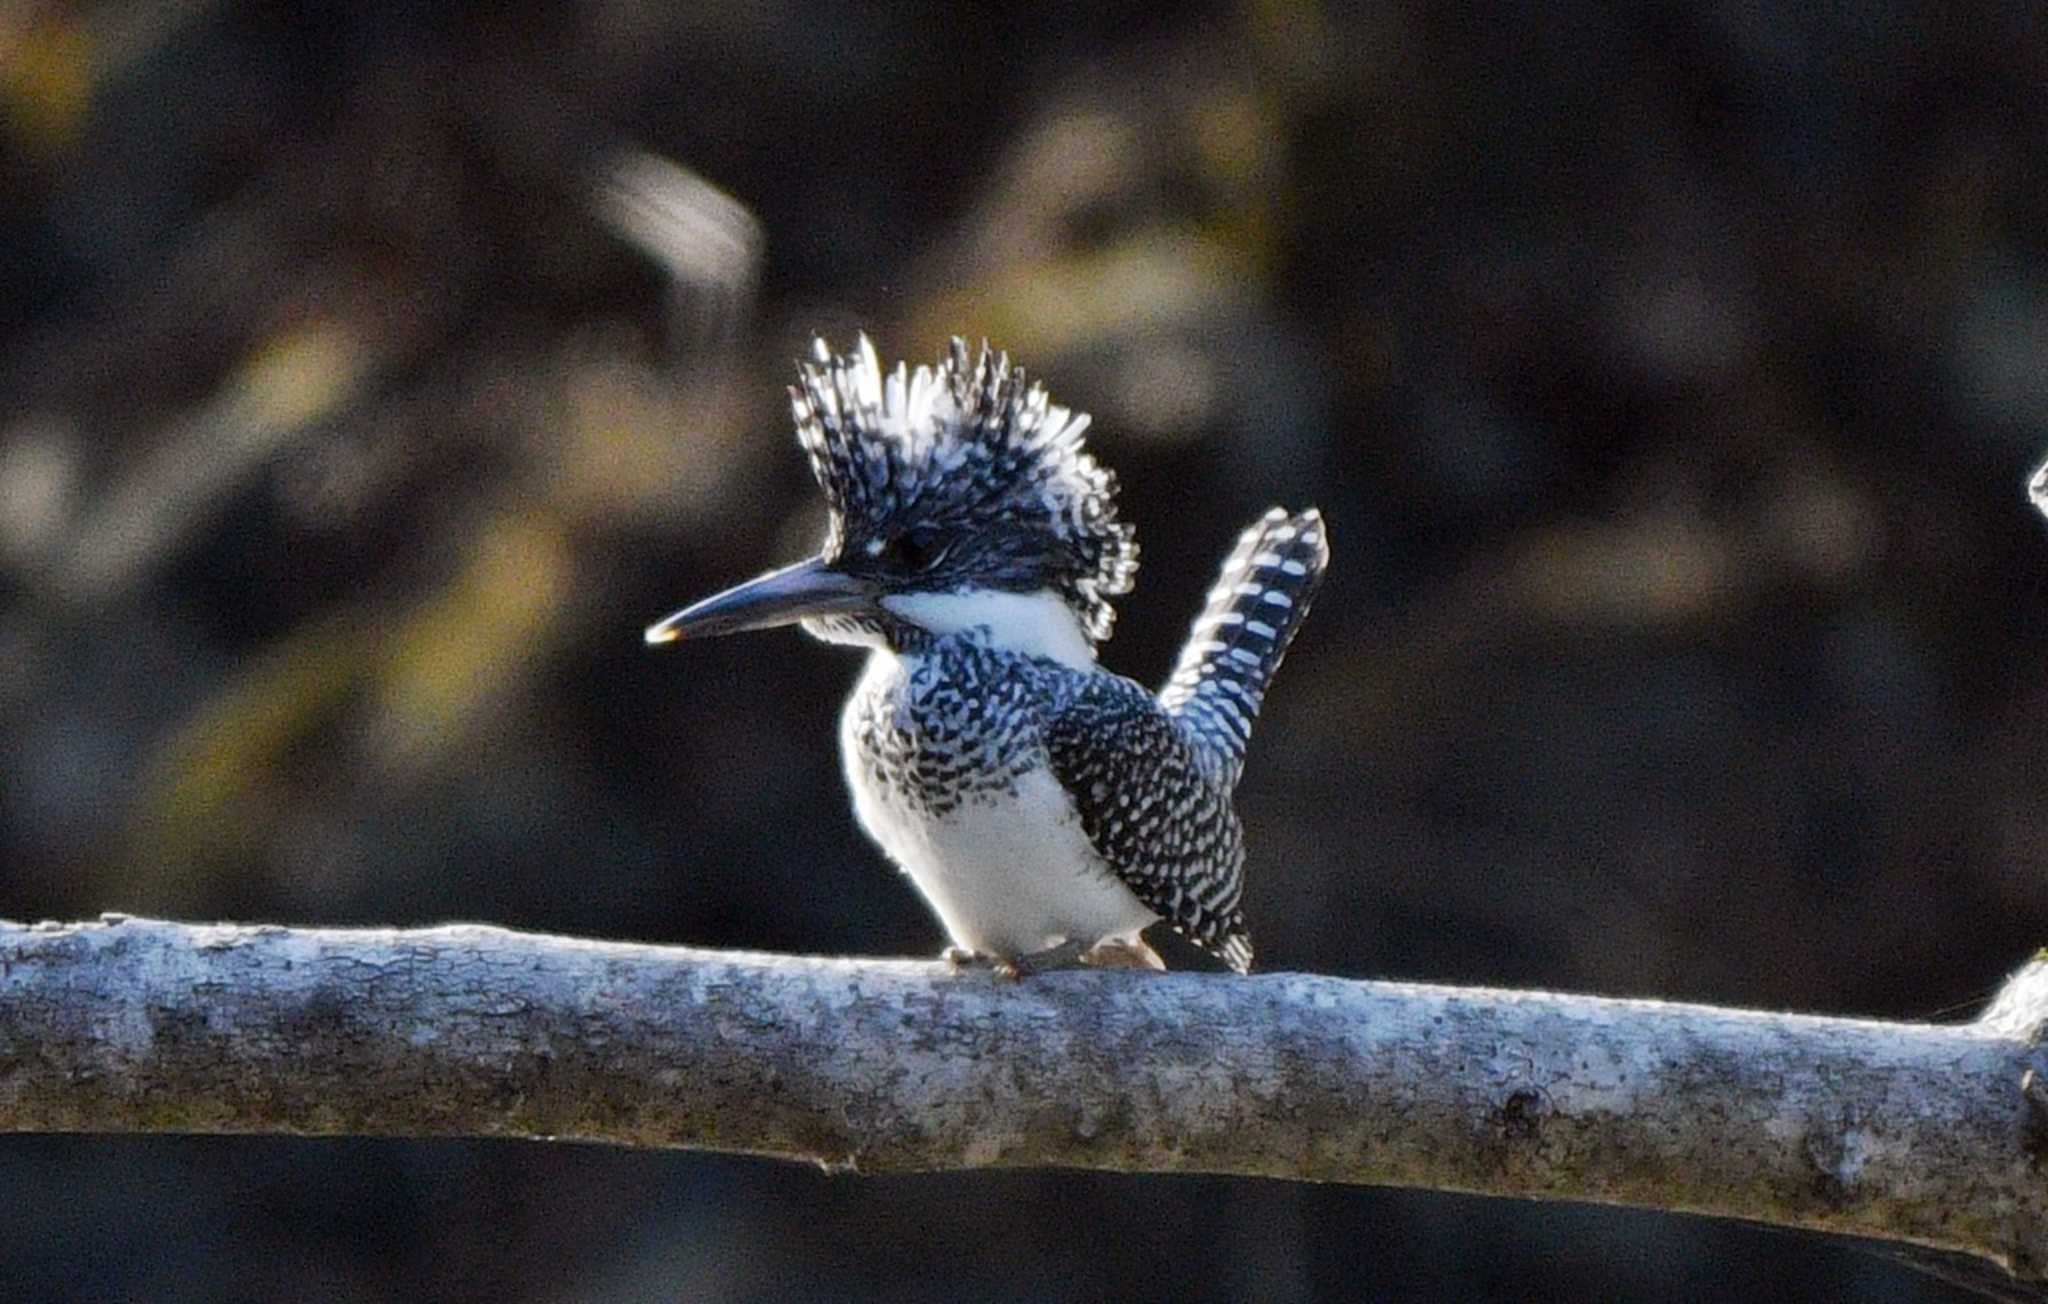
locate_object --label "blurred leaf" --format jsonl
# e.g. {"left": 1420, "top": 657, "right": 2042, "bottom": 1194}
{"left": 0, "top": 16, "right": 91, "bottom": 154}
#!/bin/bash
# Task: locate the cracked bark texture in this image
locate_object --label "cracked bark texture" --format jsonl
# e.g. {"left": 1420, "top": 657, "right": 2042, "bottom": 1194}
{"left": 2, "top": 917, "right": 2046, "bottom": 1288}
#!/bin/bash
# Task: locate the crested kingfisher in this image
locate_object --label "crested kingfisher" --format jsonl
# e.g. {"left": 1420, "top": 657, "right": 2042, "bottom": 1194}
{"left": 646, "top": 336, "right": 1328, "bottom": 974}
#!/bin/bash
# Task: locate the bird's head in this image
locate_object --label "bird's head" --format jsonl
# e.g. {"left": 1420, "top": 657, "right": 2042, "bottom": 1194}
{"left": 645, "top": 335, "right": 1138, "bottom": 664}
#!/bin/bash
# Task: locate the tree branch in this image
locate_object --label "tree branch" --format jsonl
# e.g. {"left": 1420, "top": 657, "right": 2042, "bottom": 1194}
{"left": 3, "top": 916, "right": 2045, "bottom": 1286}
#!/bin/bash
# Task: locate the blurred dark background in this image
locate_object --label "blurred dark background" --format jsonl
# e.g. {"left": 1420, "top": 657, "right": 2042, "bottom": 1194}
{"left": 3, "top": 0, "right": 2046, "bottom": 1299}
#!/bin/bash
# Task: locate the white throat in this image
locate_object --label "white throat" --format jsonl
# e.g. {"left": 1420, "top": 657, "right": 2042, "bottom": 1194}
{"left": 881, "top": 588, "right": 1097, "bottom": 668}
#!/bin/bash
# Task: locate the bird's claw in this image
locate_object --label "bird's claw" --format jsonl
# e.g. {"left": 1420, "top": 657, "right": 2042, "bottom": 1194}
{"left": 1080, "top": 937, "right": 1166, "bottom": 972}
{"left": 941, "top": 937, "right": 1162, "bottom": 978}
{"left": 940, "top": 940, "right": 1089, "bottom": 978}
{"left": 1003, "top": 939, "right": 1090, "bottom": 978}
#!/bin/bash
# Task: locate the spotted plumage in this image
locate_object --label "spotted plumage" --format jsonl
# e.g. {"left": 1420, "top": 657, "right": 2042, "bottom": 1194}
{"left": 1044, "top": 672, "right": 1252, "bottom": 970}
{"left": 646, "top": 335, "right": 1328, "bottom": 974}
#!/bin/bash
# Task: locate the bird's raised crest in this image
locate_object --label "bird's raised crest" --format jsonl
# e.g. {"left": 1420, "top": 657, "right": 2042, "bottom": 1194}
{"left": 791, "top": 335, "right": 1138, "bottom": 643}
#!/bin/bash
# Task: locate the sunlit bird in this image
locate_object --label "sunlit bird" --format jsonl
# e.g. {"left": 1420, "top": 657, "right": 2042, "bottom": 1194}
{"left": 647, "top": 337, "right": 1328, "bottom": 973}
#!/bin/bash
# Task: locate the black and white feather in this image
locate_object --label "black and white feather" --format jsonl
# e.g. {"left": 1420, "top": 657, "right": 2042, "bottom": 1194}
{"left": 1159, "top": 507, "right": 1330, "bottom": 783}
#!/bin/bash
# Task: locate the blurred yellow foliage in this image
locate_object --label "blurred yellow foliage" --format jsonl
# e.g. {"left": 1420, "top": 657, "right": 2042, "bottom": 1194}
{"left": 1, "top": 16, "right": 92, "bottom": 154}
{"left": 131, "top": 614, "right": 368, "bottom": 898}
{"left": 236, "top": 323, "right": 364, "bottom": 432}
{"left": 372, "top": 512, "right": 568, "bottom": 761}
{"left": 132, "top": 511, "right": 570, "bottom": 896}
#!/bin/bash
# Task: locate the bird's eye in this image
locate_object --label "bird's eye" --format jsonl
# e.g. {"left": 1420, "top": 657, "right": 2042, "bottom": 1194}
{"left": 889, "top": 527, "right": 948, "bottom": 571}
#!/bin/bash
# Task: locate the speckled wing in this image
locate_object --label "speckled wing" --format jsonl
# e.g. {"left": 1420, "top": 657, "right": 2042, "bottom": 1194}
{"left": 1042, "top": 674, "right": 1254, "bottom": 973}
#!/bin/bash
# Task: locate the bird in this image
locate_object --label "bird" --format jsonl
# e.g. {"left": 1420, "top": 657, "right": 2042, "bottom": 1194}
{"left": 645, "top": 335, "right": 1328, "bottom": 974}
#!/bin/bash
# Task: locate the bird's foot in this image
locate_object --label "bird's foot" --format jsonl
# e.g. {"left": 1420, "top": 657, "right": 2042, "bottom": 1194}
{"left": 941, "top": 940, "right": 1088, "bottom": 978}
{"left": 1081, "top": 937, "right": 1166, "bottom": 972}
{"left": 999, "top": 939, "right": 1091, "bottom": 978}
{"left": 941, "top": 945, "right": 994, "bottom": 970}
{"left": 942, "top": 945, "right": 1047, "bottom": 978}
{"left": 942, "top": 938, "right": 1159, "bottom": 978}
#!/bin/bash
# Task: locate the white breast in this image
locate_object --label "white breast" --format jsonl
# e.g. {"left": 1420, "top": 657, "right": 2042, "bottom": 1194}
{"left": 839, "top": 654, "right": 1157, "bottom": 960}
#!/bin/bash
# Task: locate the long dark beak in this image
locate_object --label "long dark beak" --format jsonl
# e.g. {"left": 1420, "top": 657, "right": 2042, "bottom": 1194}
{"left": 644, "top": 556, "right": 875, "bottom": 645}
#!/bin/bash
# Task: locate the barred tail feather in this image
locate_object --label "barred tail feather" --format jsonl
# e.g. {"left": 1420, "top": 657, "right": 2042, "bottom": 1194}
{"left": 1158, "top": 507, "right": 1329, "bottom": 780}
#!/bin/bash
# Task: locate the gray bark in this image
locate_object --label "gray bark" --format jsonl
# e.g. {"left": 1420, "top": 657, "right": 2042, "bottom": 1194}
{"left": 3, "top": 916, "right": 2045, "bottom": 1285}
